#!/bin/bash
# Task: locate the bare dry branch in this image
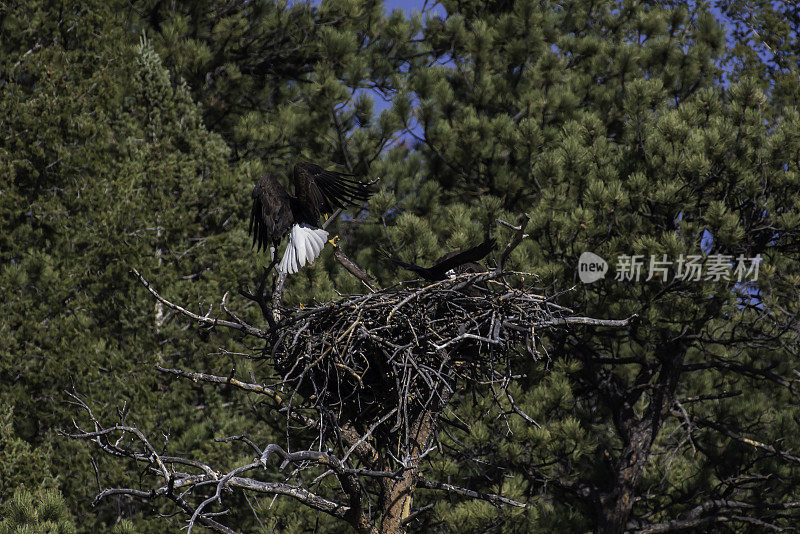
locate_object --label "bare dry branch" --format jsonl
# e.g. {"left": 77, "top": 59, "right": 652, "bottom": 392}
{"left": 132, "top": 268, "right": 267, "bottom": 338}
{"left": 271, "top": 271, "right": 288, "bottom": 322}
{"left": 154, "top": 365, "right": 318, "bottom": 429}
{"left": 415, "top": 476, "right": 528, "bottom": 508}
{"left": 496, "top": 213, "right": 530, "bottom": 270}
{"left": 332, "top": 244, "right": 380, "bottom": 292}
{"left": 692, "top": 415, "right": 800, "bottom": 464}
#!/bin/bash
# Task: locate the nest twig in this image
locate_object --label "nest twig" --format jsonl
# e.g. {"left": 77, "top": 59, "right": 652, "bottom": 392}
{"left": 261, "top": 270, "right": 627, "bottom": 455}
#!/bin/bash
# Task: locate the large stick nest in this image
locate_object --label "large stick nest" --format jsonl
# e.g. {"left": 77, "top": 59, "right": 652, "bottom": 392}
{"left": 265, "top": 271, "right": 572, "bottom": 447}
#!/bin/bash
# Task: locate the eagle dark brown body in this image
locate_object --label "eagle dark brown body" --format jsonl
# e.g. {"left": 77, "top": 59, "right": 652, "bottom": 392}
{"left": 249, "top": 163, "right": 373, "bottom": 274}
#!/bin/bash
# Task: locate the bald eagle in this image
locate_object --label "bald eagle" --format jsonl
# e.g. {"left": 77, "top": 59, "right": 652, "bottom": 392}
{"left": 249, "top": 163, "right": 373, "bottom": 274}
{"left": 386, "top": 238, "right": 496, "bottom": 281}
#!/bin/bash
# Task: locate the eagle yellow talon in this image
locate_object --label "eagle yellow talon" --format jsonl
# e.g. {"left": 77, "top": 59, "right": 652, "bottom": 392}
{"left": 328, "top": 235, "right": 341, "bottom": 247}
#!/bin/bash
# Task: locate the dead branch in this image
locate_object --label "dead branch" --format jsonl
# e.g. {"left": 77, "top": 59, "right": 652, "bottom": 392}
{"left": 333, "top": 244, "right": 380, "bottom": 292}
{"left": 259, "top": 443, "right": 403, "bottom": 479}
{"left": 536, "top": 315, "right": 637, "bottom": 328}
{"left": 133, "top": 268, "right": 266, "bottom": 338}
{"left": 415, "top": 476, "right": 528, "bottom": 508}
{"left": 271, "top": 271, "right": 288, "bottom": 322}
{"left": 496, "top": 213, "right": 530, "bottom": 270}
{"left": 155, "top": 365, "right": 280, "bottom": 400}
{"left": 154, "top": 365, "right": 318, "bottom": 430}
{"left": 690, "top": 415, "right": 800, "bottom": 465}
{"left": 237, "top": 267, "right": 274, "bottom": 326}
{"left": 626, "top": 497, "right": 800, "bottom": 533}
{"left": 64, "top": 398, "right": 356, "bottom": 532}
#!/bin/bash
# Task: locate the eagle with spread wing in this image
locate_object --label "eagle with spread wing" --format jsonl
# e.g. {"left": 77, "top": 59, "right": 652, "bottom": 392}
{"left": 386, "top": 238, "right": 496, "bottom": 281}
{"left": 249, "top": 163, "right": 373, "bottom": 274}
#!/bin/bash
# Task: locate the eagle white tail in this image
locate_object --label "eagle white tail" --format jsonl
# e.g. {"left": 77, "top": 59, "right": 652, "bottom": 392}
{"left": 278, "top": 224, "right": 329, "bottom": 274}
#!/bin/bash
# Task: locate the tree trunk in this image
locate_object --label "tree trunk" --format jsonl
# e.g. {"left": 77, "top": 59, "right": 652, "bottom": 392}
{"left": 597, "top": 341, "right": 687, "bottom": 534}
{"left": 380, "top": 472, "right": 416, "bottom": 534}
{"left": 380, "top": 388, "right": 452, "bottom": 533}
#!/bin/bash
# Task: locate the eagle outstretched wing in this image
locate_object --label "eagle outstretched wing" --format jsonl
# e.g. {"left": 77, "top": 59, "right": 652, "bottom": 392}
{"left": 293, "top": 163, "right": 372, "bottom": 221}
{"left": 386, "top": 238, "right": 496, "bottom": 281}
{"left": 384, "top": 256, "right": 432, "bottom": 278}
{"left": 249, "top": 173, "right": 293, "bottom": 255}
{"left": 431, "top": 238, "right": 496, "bottom": 274}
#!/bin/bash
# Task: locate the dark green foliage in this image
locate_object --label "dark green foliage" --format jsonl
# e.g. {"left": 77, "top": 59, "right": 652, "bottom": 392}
{"left": 0, "top": 488, "right": 76, "bottom": 534}
{"left": 0, "top": 406, "right": 70, "bottom": 533}
{"left": 399, "top": 1, "right": 800, "bottom": 531}
{"left": 0, "top": 405, "right": 58, "bottom": 501}
{"left": 2, "top": 0, "right": 800, "bottom": 532}
{"left": 714, "top": 0, "right": 800, "bottom": 112}
{"left": 1, "top": 1, "right": 263, "bottom": 531}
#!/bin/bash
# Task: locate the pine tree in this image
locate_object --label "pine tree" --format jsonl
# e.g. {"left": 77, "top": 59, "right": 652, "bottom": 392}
{"left": 1, "top": 2, "right": 269, "bottom": 531}
{"left": 394, "top": 0, "right": 800, "bottom": 531}
{"left": 0, "top": 488, "right": 76, "bottom": 534}
{"left": 4, "top": 0, "right": 800, "bottom": 532}
{"left": 714, "top": 0, "right": 800, "bottom": 112}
